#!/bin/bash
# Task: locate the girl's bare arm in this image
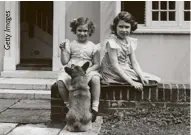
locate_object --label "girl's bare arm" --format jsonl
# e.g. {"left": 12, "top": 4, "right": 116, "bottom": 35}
{"left": 60, "top": 42, "right": 70, "bottom": 65}
{"left": 129, "top": 45, "right": 148, "bottom": 85}
{"left": 86, "top": 50, "right": 100, "bottom": 73}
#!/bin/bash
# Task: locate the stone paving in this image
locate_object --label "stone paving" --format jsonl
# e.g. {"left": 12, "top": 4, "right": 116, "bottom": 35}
{"left": 0, "top": 99, "right": 103, "bottom": 135}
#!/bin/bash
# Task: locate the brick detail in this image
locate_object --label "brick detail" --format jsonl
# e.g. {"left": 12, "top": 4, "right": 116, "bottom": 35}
{"left": 157, "top": 83, "right": 164, "bottom": 101}
{"left": 178, "top": 84, "right": 186, "bottom": 102}
{"left": 51, "top": 83, "right": 66, "bottom": 122}
{"left": 51, "top": 83, "right": 190, "bottom": 121}
{"left": 100, "top": 83, "right": 190, "bottom": 103}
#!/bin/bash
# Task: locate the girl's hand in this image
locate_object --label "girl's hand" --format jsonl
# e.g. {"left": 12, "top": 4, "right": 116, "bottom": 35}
{"left": 59, "top": 39, "right": 70, "bottom": 51}
{"left": 131, "top": 81, "right": 143, "bottom": 91}
{"left": 59, "top": 42, "right": 66, "bottom": 50}
{"left": 140, "top": 77, "right": 149, "bottom": 86}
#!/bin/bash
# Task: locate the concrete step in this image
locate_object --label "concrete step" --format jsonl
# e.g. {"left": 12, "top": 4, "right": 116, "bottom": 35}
{"left": 0, "top": 89, "right": 50, "bottom": 100}
{"left": 1, "top": 71, "right": 59, "bottom": 79}
{"left": 0, "top": 78, "right": 56, "bottom": 99}
{"left": 0, "top": 78, "right": 56, "bottom": 90}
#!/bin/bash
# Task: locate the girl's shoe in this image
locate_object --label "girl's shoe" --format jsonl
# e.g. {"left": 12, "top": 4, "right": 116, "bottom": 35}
{"left": 91, "top": 109, "right": 98, "bottom": 122}
{"left": 64, "top": 106, "right": 69, "bottom": 114}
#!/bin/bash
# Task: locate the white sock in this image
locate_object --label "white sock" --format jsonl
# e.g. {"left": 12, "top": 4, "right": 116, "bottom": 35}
{"left": 92, "top": 101, "right": 99, "bottom": 112}
{"left": 64, "top": 102, "right": 69, "bottom": 107}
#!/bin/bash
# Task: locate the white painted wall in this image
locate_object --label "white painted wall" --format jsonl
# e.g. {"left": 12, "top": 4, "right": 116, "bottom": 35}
{"left": 65, "top": 1, "right": 100, "bottom": 44}
{"left": 0, "top": 2, "right": 5, "bottom": 72}
{"left": 131, "top": 34, "right": 190, "bottom": 84}
{"left": 5, "top": 1, "right": 189, "bottom": 83}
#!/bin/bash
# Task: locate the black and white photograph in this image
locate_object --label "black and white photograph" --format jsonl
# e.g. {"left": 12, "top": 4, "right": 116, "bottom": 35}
{"left": 0, "top": 1, "right": 190, "bottom": 135}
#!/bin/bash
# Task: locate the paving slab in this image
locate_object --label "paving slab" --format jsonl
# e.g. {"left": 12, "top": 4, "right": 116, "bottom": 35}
{"left": 0, "top": 99, "right": 19, "bottom": 112}
{"left": 7, "top": 124, "right": 61, "bottom": 135}
{"left": 10, "top": 100, "right": 50, "bottom": 110}
{"left": 0, "top": 123, "right": 18, "bottom": 135}
{"left": 59, "top": 116, "right": 103, "bottom": 135}
{"left": 0, "top": 109, "right": 50, "bottom": 123}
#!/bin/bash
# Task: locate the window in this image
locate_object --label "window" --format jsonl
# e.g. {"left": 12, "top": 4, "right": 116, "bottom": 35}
{"left": 121, "top": 1, "right": 145, "bottom": 24}
{"left": 149, "top": 1, "right": 178, "bottom": 26}
{"left": 184, "top": 1, "right": 190, "bottom": 21}
{"left": 152, "top": 1, "right": 176, "bottom": 21}
{"left": 121, "top": 1, "right": 190, "bottom": 32}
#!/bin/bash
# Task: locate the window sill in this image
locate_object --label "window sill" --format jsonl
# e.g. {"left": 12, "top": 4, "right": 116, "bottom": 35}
{"left": 133, "top": 26, "right": 190, "bottom": 35}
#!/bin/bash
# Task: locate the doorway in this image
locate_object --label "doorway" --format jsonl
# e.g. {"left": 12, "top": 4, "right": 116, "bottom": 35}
{"left": 18, "top": 1, "right": 53, "bottom": 70}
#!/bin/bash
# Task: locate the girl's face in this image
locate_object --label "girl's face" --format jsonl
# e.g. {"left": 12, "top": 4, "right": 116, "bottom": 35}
{"left": 116, "top": 20, "right": 131, "bottom": 40}
{"left": 76, "top": 24, "right": 89, "bottom": 43}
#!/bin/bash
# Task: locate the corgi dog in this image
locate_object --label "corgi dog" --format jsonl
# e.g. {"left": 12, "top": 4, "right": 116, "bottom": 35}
{"left": 64, "top": 62, "right": 92, "bottom": 132}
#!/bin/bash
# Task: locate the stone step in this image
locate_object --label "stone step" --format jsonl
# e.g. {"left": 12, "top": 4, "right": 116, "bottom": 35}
{"left": 1, "top": 71, "right": 59, "bottom": 79}
{"left": 0, "top": 89, "right": 50, "bottom": 100}
{"left": 0, "top": 78, "right": 56, "bottom": 90}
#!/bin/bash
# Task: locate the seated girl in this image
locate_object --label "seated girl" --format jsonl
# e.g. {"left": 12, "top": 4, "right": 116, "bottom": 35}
{"left": 53, "top": 17, "right": 101, "bottom": 122}
{"left": 100, "top": 11, "right": 161, "bottom": 91}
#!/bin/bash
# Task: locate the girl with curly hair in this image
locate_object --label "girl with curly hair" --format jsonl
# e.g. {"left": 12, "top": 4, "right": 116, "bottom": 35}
{"left": 54, "top": 17, "right": 100, "bottom": 122}
{"left": 100, "top": 11, "right": 160, "bottom": 90}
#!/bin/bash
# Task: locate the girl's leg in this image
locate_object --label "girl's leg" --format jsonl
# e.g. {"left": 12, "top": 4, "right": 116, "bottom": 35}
{"left": 90, "top": 76, "right": 101, "bottom": 112}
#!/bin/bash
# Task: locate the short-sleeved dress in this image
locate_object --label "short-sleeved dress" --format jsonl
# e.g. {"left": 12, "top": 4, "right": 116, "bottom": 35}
{"left": 57, "top": 40, "right": 100, "bottom": 91}
{"left": 100, "top": 34, "right": 161, "bottom": 84}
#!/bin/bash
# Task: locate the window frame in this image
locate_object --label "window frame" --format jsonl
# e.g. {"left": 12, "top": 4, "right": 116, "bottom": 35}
{"left": 120, "top": 1, "right": 190, "bottom": 34}
{"left": 180, "top": 1, "right": 190, "bottom": 28}
{"left": 146, "top": 1, "right": 179, "bottom": 27}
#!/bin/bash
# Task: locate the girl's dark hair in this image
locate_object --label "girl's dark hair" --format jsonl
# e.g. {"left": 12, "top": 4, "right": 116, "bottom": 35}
{"left": 110, "top": 11, "right": 138, "bottom": 35}
{"left": 70, "top": 17, "right": 95, "bottom": 36}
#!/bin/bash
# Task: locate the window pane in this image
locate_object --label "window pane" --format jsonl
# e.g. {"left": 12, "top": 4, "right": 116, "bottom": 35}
{"left": 161, "top": 11, "right": 167, "bottom": 21}
{"left": 121, "top": 1, "right": 145, "bottom": 24}
{"left": 161, "top": 1, "right": 167, "bottom": 10}
{"left": 152, "top": 12, "right": 159, "bottom": 21}
{"left": 169, "top": 11, "right": 175, "bottom": 21}
{"left": 169, "top": 1, "right": 175, "bottom": 10}
{"left": 184, "top": 11, "right": 190, "bottom": 21}
{"left": 184, "top": 1, "right": 190, "bottom": 10}
{"left": 152, "top": 1, "right": 159, "bottom": 9}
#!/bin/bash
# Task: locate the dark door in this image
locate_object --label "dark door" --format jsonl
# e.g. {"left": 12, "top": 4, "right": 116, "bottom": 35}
{"left": 19, "top": 1, "right": 53, "bottom": 71}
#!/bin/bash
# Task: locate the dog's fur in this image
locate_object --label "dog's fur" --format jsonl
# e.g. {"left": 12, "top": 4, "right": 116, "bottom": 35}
{"left": 64, "top": 62, "right": 92, "bottom": 132}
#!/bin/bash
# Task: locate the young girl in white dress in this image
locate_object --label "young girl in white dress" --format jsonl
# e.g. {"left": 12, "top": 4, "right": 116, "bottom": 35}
{"left": 55, "top": 17, "right": 100, "bottom": 122}
{"left": 100, "top": 11, "right": 161, "bottom": 91}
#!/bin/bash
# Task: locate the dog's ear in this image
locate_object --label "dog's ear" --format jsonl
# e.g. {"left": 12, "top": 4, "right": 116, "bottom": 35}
{"left": 81, "top": 62, "right": 90, "bottom": 72}
{"left": 64, "top": 67, "right": 72, "bottom": 76}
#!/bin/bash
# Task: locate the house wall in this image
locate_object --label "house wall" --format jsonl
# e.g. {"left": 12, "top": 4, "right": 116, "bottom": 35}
{"left": 0, "top": 1, "right": 5, "bottom": 73}
{"left": 65, "top": 1, "right": 100, "bottom": 44}
{"left": 1, "top": 1, "right": 189, "bottom": 83}
{"left": 131, "top": 34, "right": 190, "bottom": 84}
